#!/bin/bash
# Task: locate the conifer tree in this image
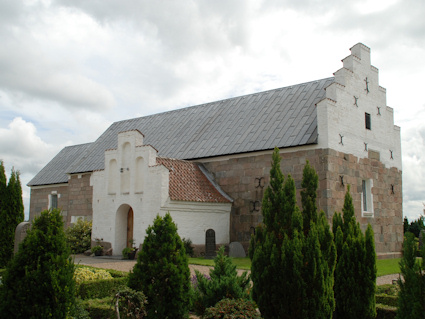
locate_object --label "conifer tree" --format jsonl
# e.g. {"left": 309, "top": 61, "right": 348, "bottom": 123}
{"left": 396, "top": 232, "right": 425, "bottom": 319}
{"left": 332, "top": 186, "right": 376, "bottom": 319}
{"left": 0, "top": 164, "right": 24, "bottom": 267}
{"left": 250, "top": 148, "right": 336, "bottom": 319}
{"left": 128, "top": 213, "right": 190, "bottom": 318}
{"left": 0, "top": 209, "right": 75, "bottom": 318}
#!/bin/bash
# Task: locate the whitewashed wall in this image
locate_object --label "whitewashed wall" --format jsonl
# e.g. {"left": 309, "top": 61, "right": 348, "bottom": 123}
{"left": 316, "top": 43, "right": 402, "bottom": 171}
{"left": 91, "top": 130, "right": 231, "bottom": 255}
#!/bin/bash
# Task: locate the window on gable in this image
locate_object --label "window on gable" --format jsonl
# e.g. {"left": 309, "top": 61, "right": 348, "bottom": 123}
{"left": 49, "top": 193, "right": 58, "bottom": 210}
{"left": 365, "top": 113, "right": 371, "bottom": 130}
{"left": 361, "top": 179, "right": 373, "bottom": 217}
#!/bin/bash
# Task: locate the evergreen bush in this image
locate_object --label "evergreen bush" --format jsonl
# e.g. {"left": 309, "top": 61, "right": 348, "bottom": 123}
{"left": 332, "top": 187, "right": 377, "bottom": 319}
{"left": 0, "top": 162, "right": 24, "bottom": 267}
{"left": 250, "top": 150, "right": 336, "bottom": 319}
{"left": 113, "top": 286, "right": 147, "bottom": 319}
{"left": 182, "top": 237, "right": 194, "bottom": 257}
{"left": 192, "top": 246, "right": 250, "bottom": 316}
{"left": 396, "top": 232, "right": 425, "bottom": 318}
{"left": 0, "top": 209, "right": 75, "bottom": 318}
{"left": 203, "top": 298, "right": 260, "bottom": 319}
{"left": 65, "top": 219, "right": 92, "bottom": 254}
{"left": 128, "top": 213, "right": 190, "bottom": 318}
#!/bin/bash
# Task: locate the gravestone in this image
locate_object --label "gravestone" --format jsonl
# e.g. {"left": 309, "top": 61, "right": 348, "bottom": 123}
{"left": 229, "top": 241, "right": 246, "bottom": 258}
{"left": 14, "top": 222, "right": 31, "bottom": 254}
{"left": 205, "top": 229, "right": 216, "bottom": 259}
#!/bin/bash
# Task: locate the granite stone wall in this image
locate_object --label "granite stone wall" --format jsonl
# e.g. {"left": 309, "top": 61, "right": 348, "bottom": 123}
{"left": 67, "top": 173, "right": 93, "bottom": 226}
{"left": 203, "top": 147, "right": 402, "bottom": 257}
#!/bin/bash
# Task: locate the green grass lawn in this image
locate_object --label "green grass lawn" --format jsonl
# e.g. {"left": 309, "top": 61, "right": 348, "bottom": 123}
{"left": 189, "top": 257, "right": 402, "bottom": 276}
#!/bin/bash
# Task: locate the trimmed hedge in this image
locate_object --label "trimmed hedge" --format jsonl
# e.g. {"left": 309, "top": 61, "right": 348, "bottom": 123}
{"left": 77, "top": 277, "right": 128, "bottom": 299}
{"left": 81, "top": 297, "right": 115, "bottom": 319}
{"left": 376, "top": 293, "right": 398, "bottom": 307}
{"left": 376, "top": 303, "right": 397, "bottom": 319}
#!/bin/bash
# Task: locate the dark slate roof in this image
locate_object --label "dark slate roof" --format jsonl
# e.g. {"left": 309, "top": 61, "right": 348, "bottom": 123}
{"left": 29, "top": 77, "right": 334, "bottom": 186}
{"left": 67, "top": 77, "right": 333, "bottom": 174}
{"left": 28, "top": 143, "right": 92, "bottom": 186}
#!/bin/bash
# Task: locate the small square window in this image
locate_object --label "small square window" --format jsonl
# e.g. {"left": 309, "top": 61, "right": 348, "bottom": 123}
{"left": 365, "top": 113, "right": 371, "bottom": 130}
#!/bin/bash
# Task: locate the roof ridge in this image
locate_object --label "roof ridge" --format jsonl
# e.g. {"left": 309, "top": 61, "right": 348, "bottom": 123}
{"left": 113, "top": 77, "right": 335, "bottom": 124}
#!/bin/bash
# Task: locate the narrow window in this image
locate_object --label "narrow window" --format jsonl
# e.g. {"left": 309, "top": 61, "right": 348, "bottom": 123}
{"left": 365, "top": 113, "right": 371, "bottom": 130}
{"left": 49, "top": 194, "right": 58, "bottom": 209}
{"left": 361, "top": 179, "right": 373, "bottom": 217}
{"left": 362, "top": 180, "right": 367, "bottom": 211}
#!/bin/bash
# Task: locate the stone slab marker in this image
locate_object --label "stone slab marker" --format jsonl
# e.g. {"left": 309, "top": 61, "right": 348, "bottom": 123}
{"left": 14, "top": 222, "right": 31, "bottom": 254}
{"left": 229, "top": 241, "right": 246, "bottom": 258}
{"left": 205, "top": 228, "right": 216, "bottom": 259}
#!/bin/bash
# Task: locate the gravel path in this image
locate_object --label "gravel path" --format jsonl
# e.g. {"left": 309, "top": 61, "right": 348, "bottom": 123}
{"left": 74, "top": 255, "right": 399, "bottom": 286}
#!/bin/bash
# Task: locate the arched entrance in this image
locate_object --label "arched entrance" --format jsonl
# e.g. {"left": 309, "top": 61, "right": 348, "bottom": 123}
{"left": 127, "top": 207, "right": 133, "bottom": 248}
{"left": 115, "top": 204, "right": 134, "bottom": 254}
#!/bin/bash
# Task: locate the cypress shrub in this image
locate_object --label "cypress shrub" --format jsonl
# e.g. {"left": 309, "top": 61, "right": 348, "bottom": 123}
{"left": 250, "top": 149, "right": 336, "bottom": 319}
{"left": 203, "top": 298, "right": 261, "bottom": 319}
{"left": 192, "top": 246, "right": 250, "bottom": 315}
{"left": 0, "top": 209, "right": 75, "bottom": 318}
{"left": 332, "top": 187, "right": 377, "bottom": 319}
{"left": 0, "top": 164, "right": 24, "bottom": 267}
{"left": 396, "top": 232, "right": 425, "bottom": 318}
{"left": 128, "top": 213, "right": 190, "bottom": 318}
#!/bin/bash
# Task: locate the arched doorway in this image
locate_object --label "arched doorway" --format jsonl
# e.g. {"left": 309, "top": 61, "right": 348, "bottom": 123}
{"left": 127, "top": 207, "right": 133, "bottom": 248}
{"left": 115, "top": 204, "right": 134, "bottom": 254}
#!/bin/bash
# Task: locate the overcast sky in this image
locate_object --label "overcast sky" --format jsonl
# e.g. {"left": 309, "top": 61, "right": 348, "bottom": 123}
{"left": 1, "top": 0, "right": 424, "bottom": 221}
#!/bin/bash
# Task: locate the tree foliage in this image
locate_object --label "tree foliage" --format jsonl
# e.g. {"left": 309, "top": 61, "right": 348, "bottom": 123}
{"left": 65, "top": 218, "right": 92, "bottom": 253}
{"left": 396, "top": 232, "right": 425, "bottom": 319}
{"left": 192, "top": 246, "right": 251, "bottom": 316}
{"left": 0, "top": 161, "right": 24, "bottom": 267}
{"left": 128, "top": 213, "right": 190, "bottom": 318}
{"left": 332, "top": 186, "right": 377, "bottom": 319}
{"left": 250, "top": 150, "right": 336, "bottom": 319}
{"left": 0, "top": 209, "right": 75, "bottom": 318}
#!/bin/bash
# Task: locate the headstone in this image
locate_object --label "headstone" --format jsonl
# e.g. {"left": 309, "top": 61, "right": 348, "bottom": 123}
{"left": 229, "top": 242, "right": 246, "bottom": 258}
{"left": 205, "top": 229, "right": 216, "bottom": 259}
{"left": 14, "top": 222, "right": 31, "bottom": 254}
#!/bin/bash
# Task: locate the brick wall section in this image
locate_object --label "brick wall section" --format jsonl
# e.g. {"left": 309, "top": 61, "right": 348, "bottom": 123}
{"left": 29, "top": 184, "right": 69, "bottom": 221}
{"left": 202, "top": 147, "right": 403, "bottom": 256}
{"left": 67, "top": 173, "right": 93, "bottom": 226}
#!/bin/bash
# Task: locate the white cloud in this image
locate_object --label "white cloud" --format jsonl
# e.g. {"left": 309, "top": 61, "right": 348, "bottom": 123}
{"left": 0, "top": 0, "right": 424, "bottom": 220}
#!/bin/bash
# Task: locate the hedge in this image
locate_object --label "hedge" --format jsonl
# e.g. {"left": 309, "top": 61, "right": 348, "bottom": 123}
{"left": 81, "top": 297, "right": 115, "bottom": 319}
{"left": 77, "top": 277, "right": 128, "bottom": 299}
{"left": 376, "top": 294, "right": 398, "bottom": 307}
{"left": 376, "top": 303, "right": 397, "bottom": 319}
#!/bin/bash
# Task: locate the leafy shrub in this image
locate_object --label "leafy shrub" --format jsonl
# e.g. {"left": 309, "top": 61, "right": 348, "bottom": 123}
{"left": 77, "top": 277, "right": 128, "bottom": 300}
{"left": 376, "top": 303, "right": 397, "bottom": 319}
{"left": 74, "top": 266, "right": 113, "bottom": 284}
{"left": 128, "top": 213, "right": 191, "bottom": 318}
{"left": 66, "top": 219, "right": 92, "bottom": 253}
{"left": 69, "top": 297, "right": 90, "bottom": 319}
{"left": 193, "top": 246, "right": 251, "bottom": 316}
{"left": 182, "top": 237, "right": 194, "bottom": 257}
{"left": 376, "top": 294, "right": 398, "bottom": 307}
{"left": 122, "top": 247, "right": 133, "bottom": 259}
{"left": 376, "top": 284, "right": 400, "bottom": 296}
{"left": 80, "top": 297, "right": 115, "bottom": 319}
{"left": 0, "top": 209, "right": 75, "bottom": 318}
{"left": 113, "top": 286, "right": 147, "bottom": 318}
{"left": 203, "top": 298, "right": 260, "bottom": 319}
